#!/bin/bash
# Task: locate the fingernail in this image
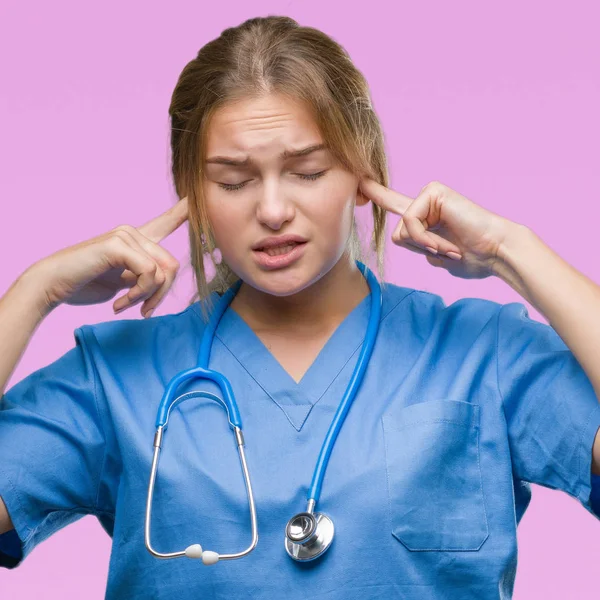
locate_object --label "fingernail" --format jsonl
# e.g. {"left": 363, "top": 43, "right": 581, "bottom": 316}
{"left": 425, "top": 246, "right": 438, "bottom": 255}
{"left": 144, "top": 308, "right": 155, "bottom": 319}
{"left": 114, "top": 306, "right": 127, "bottom": 315}
{"left": 446, "top": 252, "right": 462, "bottom": 261}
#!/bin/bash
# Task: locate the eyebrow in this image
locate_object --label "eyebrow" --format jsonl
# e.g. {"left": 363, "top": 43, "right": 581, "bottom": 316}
{"left": 205, "top": 143, "right": 327, "bottom": 166}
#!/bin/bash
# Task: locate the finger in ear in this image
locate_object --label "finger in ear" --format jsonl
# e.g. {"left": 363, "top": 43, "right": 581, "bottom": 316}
{"left": 356, "top": 187, "right": 370, "bottom": 207}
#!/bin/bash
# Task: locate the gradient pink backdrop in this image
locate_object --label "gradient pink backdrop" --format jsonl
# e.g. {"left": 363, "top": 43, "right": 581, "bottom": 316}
{"left": 1, "top": 1, "right": 599, "bottom": 598}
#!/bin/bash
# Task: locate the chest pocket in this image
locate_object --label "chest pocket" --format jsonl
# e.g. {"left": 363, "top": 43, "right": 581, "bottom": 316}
{"left": 382, "top": 399, "right": 489, "bottom": 552}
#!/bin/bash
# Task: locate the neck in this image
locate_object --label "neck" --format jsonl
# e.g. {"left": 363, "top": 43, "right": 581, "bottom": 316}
{"left": 230, "top": 255, "right": 370, "bottom": 334}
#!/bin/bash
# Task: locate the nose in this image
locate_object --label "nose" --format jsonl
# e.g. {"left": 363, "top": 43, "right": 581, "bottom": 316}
{"left": 255, "top": 177, "right": 295, "bottom": 230}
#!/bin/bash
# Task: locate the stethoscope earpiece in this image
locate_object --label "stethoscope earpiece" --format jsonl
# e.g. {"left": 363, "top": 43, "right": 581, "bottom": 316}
{"left": 184, "top": 544, "right": 221, "bottom": 565}
{"left": 184, "top": 544, "right": 203, "bottom": 559}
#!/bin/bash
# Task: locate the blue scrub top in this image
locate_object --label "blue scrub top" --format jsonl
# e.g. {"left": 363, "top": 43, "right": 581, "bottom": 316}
{"left": 1, "top": 281, "right": 599, "bottom": 598}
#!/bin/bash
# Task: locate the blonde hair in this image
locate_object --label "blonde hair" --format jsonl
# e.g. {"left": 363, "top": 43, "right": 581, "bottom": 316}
{"left": 168, "top": 16, "right": 389, "bottom": 316}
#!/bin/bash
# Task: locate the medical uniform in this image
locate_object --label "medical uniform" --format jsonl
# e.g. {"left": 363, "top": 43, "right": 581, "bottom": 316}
{"left": 1, "top": 281, "right": 599, "bottom": 599}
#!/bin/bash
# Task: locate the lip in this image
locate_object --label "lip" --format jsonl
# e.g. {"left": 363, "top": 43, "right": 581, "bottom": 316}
{"left": 252, "top": 234, "right": 308, "bottom": 251}
{"left": 252, "top": 241, "right": 307, "bottom": 270}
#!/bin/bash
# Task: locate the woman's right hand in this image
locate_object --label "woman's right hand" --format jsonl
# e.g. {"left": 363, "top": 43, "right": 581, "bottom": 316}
{"left": 28, "top": 197, "right": 189, "bottom": 319}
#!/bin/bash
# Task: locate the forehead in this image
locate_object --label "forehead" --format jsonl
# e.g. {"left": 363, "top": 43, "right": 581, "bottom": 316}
{"left": 204, "top": 93, "right": 322, "bottom": 158}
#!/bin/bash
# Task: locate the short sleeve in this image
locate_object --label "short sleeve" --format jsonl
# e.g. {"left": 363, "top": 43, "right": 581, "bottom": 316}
{"left": 0, "top": 326, "right": 108, "bottom": 568}
{"left": 497, "top": 302, "right": 600, "bottom": 519}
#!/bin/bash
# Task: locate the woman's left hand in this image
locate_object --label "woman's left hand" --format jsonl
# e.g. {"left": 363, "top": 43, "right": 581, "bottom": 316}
{"left": 359, "top": 178, "right": 519, "bottom": 279}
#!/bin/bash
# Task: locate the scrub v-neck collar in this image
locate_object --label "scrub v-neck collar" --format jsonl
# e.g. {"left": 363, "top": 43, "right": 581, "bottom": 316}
{"left": 212, "top": 293, "right": 372, "bottom": 432}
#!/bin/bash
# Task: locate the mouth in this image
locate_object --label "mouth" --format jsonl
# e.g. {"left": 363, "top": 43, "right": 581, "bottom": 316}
{"left": 252, "top": 241, "right": 308, "bottom": 270}
{"left": 254, "top": 242, "right": 306, "bottom": 257}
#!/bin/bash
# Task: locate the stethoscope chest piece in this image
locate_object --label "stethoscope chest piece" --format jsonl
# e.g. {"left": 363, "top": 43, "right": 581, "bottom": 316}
{"left": 284, "top": 511, "right": 335, "bottom": 561}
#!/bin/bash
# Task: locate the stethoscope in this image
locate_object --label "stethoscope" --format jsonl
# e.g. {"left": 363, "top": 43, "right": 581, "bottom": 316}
{"left": 144, "top": 260, "right": 382, "bottom": 565}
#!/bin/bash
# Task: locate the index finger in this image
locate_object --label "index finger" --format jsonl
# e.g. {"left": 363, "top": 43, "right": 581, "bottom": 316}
{"left": 138, "top": 196, "right": 189, "bottom": 243}
{"left": 359, "top": 178, "right": 414, "bottom": 216}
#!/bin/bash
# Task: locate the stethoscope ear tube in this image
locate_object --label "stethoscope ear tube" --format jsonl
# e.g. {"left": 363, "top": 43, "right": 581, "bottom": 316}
{"left": 145, "top": 390, "right": 258, "bottom": 563}
{"left": 145, "top": 276, "right": 252, "bottom": 564}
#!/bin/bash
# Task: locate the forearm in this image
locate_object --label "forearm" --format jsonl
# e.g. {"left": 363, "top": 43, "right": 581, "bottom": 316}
{"left": 0, "top": 267, "right": 50, "bottom": 397}
{"left": 492, "top": 223, "right": 600, "bottom": 399}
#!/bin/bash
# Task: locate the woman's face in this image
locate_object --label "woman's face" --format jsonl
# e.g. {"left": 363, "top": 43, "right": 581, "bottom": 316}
{"left": 202, "top": 92, "right": 366, "bottom": 297}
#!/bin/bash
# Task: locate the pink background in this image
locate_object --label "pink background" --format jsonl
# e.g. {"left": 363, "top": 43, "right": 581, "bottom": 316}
{"left": 1, "top": 0, "right": 599, "bottom": 597}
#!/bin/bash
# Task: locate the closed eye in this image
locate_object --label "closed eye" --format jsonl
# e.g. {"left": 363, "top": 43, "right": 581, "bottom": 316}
{"left": 218, "top": 170, "right": 328, "bottom": 192}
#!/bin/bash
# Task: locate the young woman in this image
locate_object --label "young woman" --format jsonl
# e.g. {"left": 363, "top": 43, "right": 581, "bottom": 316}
{"left": 1, "top": 15, "right": 599, "bottom": 599}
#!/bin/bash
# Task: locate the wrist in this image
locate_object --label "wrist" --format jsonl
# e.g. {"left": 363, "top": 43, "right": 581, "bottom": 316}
{"left": 492, "top": 222, "right": 534, "bottom": 279}
{"left": 490, "top": 222, "right": 538, "bottom": 303}
{"left": 14, "top": 263, "right": 56, "bottom": 321}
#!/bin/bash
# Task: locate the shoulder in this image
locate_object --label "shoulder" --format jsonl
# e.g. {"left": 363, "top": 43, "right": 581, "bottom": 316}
{"left": 380, "top": 280, "right": 506, "bottom": 329}
{"left": 74, "top": 296, "right": 216, "bottom": 360}
{"left": 381, "top": 281, "right": 564, "bottom": 356}
{"left": 378, "top": 281, "right": 545, "bottom": 355}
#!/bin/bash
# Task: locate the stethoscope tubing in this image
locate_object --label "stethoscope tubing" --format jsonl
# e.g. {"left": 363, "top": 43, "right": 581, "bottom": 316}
{"left": 306, "top": 263, "right": 382, "bottom": 503}
{"left": 145, "top": 261, "right": 381, "bottom": 563}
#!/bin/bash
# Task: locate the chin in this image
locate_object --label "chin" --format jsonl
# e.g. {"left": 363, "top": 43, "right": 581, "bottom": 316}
{"left": 244, "top": 264, "right": 322, "bottom": 298}
{"left": 252, "top": 273, "right": 310, "bottom": 297}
